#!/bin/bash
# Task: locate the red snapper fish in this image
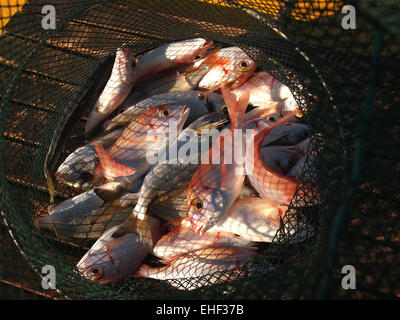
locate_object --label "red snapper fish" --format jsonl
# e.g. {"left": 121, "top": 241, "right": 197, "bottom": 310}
{"left": 230, "top": 71, "right": 292, "bottom": 109}
{"left": 245, "top": 109, "right": 317, "bottom": 206}
{"left": 185, "top": 47, "right": 257, "bottom": 93}
{"left": 186, "top": 87, "right": 278, "bottom": 234}
{"left": 94, "top": 104, "right": 189, "bottom": 185}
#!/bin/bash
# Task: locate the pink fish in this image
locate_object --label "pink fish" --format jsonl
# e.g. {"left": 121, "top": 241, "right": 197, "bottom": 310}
{"left": 134, "top": 246, "right": 256, "bottom": 285}
{"left": 231, "top": 71, "right": 292, "bottom": 109}
{"left": 94, "top": 104, "right": 189, "bottom": 184}
{"left": 185, "top": 47, "right": 257, "bottom": 93}
{"left": 153, "top": 223, "right": 253, "bottom": 261}
{"left": 245, "top": 109, "right": 315, "bottom": 205}
{"left": 186, "top": 87, "right": 278, "bottom": 234}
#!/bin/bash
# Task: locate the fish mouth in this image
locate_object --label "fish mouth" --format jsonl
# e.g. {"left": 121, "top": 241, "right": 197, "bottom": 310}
{"left": 188, "top": 213, "right": 208, "bottom": 235}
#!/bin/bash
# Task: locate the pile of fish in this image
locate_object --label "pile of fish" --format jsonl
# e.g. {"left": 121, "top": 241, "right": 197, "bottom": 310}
{"left": 37, "top": 38, "right": 317, "bottom": 290}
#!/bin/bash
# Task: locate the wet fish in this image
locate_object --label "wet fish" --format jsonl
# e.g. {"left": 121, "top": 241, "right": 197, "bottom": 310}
{"left": 245, "top": 110, "right": 316, "bottom": 205}
{"left": 55, "top": 129, "right": 123, "bottom": 190}
{"left": 185, "top": 47, "right": 257, "bottom": 93}
{"left": 153, "top": 224, "right": 253, "bottom": 261}
{"left": 231, "top": 71, "right": 292, "bottom": 108}
{"left": 259, "top": 145, "right": 303, "bottom": 175}
{"left": 133, "top": 38, "right": 212, "bottom": 84}
{"left": 76, "top": 216, "right": 161, "bottom": 284}
{"left": 103, "top": 91, "right": 225, "bottom": 133}
{"left": 209, "top": 198, "right": 286, "bottom": 242}
{"left": 94, "top": 104, "right": 190, "bottom": 183}
{"left": 85, "top": 48, "right": 136, "bottom": 135}
{"left": 187, "top": 87, "right": 273, "bottom": 234}
{"left": 109, "top": 113, "right": 226, "bottom": 239}
{"left": 134, "top": 246, "right": 256, "bottom": 287}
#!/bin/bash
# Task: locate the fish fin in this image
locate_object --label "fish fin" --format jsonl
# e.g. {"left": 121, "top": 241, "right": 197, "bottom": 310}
{"left": 221, "top": 86, "right": 250, "bottom": 129}
{"left": 111, "top": 209, "right": 153, "bottom": 248}
{"left": 94, "top": 141, "right": 136, "bottom": 180}
{"left": 47, "top": 175, "right": 56, "bottom": 204}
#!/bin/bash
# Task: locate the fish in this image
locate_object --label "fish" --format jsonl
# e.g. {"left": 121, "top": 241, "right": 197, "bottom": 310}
{"left": 208, "top": 198, "right": 286, "bottom": 242}
{"left": 230, "top": 71, "right": 292, "bottom": 108}
{"left": 287, "top": 154, "right": 315, "bottom": 180}
{"left": 94, "top": 104, "right": 190, "bottom": 184}
{"left": 153, "top": 223, "right": 254, "bottom": 261}
{"left": 109, "top": 112, "right": 226, "bottom": 239}
{"left": 44, "top": 55, "right": 115, "bottom": 203}
{"left": 133, "top": 38, "right": 212, "bottom": 84}
{"left": 55, "top": 129, "right": 123, "bottom": 190}
{"left": 263, "top": 123, "right": 309, "bottom": 147}
{"left": 103, "top": 91, "right": 226, "bottom": 133}
{"left": 186, "top": 87, "right": 281, "bottom": 234}
{"left": 37, "top": 179, "right": 143, "bottom": 240}
{"left": 134, "top": 246, "right": 257, "bottom": 289}
{"left": 184, "top": 47, "right": 257, "bottom": 93}
{"left": 278, "top": 94, "right": 300, "bottom": 116}
{"left": 76, "top": 215, "right": 161, "bottom": 284}
{"left": 85, "top": 48, "right": 136, "bottom": 136}
{"left": 259, "top": 145, "right": 303, "bottom": 175}
{"left": 245, "top": 109, "right": 316, "bottom": 205}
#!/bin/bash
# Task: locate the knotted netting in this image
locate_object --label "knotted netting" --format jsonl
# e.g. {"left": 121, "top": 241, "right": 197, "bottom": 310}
{"left": 0, "top": 0, "right": 399, "bottom": 299}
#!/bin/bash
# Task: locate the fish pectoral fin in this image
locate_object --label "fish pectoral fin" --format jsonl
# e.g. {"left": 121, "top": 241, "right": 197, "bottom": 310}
{"left": 94, "top": 141, "right": 136, "bottom": 180}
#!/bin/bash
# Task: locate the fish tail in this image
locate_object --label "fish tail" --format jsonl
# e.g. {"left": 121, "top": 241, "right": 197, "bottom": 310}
{"left": 221, "top": 86, "right": 250, "bottom": 129}
{"left": 94, "top": 141, "right": 136, "bottom": 180}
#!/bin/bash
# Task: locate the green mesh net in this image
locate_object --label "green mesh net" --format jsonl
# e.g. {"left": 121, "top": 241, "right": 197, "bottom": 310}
{"left": 0, "top": 0, "right": 399, "bottom": 299}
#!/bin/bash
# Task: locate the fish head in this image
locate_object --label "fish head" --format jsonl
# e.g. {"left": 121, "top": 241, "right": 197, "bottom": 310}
{"left": 76, "top": 225, "right": 145, "bottom": 284}
{"left": 186, "top": 185, "right": 228, "bottom": 235}
{"left": 288, "top": 123, "right": 309, "bottom": 144}
{"left": 197, "top": 47, "right": 257, "bottom": 91}
{"left": 145, "top": 103, "right": 190, "bottom": 137}
{"left": 55, "top": 146, "right": 97, "bottom": 189}
{"left": 166, "top": 38, "right": 213, "bottom": 65}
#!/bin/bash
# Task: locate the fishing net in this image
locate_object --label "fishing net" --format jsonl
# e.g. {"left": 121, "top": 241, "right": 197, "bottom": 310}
{"left": 0, "top": 0, "right": 399, "bottom": 299}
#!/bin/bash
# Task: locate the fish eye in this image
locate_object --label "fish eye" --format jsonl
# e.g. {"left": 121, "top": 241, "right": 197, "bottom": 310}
{"left": 295, "top": 110, "right": 304, "bottom": 118}
{"left": 233, "top": 233, "right": 241, "bottom": 238}
{"left": 269, "top": 116, "right": 275, "bottom": 122}
{"left": 194, "top": 55, "right": 202, "bottom": 60}
{"left": 158, "top": 106, "right": 171, "bottom": 118}
{"left": 237, "top": 60, "right": 250, "bottom": 72}
{"left": 89, "top": 267, "right": 103, "bottom": 281}
{"left": 191, "top": 198, "right": 204, "bottom": 212}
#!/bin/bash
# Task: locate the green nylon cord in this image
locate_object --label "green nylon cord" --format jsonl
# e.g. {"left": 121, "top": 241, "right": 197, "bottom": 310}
{"left": 317, "top": 29, "right": 383, "bottom": 299}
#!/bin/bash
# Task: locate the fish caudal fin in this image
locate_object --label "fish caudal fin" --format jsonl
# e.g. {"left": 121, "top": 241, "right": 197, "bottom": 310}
{"left": 221, "top": 86, "right": 250, "bottom": 129}
{"left": 94, "top": 141, "right": 136, "bottom": 180}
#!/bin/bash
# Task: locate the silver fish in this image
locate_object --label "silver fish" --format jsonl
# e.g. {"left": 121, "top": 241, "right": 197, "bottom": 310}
{"left": 103, "top": 91, "right": 226, "bottom": 133}
{"left": 55, "top": 129, "right": 123, "bottom": 190}
{"left": 76, "top": 216, "right": 161, "bottom": 284}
